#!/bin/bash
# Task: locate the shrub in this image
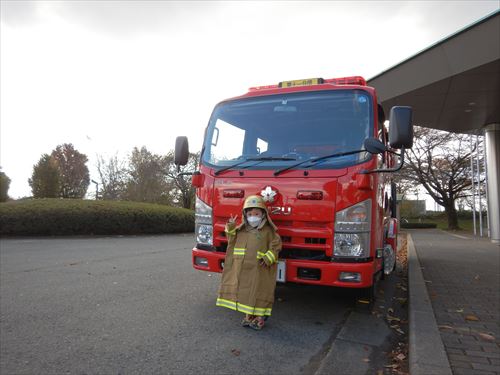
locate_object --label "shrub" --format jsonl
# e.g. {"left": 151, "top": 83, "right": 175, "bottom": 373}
{"left": 0, "top": 199, "right": 194, "bottom": 236}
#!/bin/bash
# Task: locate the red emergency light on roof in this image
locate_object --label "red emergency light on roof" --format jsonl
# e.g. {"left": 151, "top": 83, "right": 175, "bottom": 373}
{"left": 248, "top": 84, "right": 280, "bottom": 91}
{"left": 323, "top": 76, "right": 366, "bottom": 86}
{"left": 248, "top": 76, "right": 366, "bottom": 91}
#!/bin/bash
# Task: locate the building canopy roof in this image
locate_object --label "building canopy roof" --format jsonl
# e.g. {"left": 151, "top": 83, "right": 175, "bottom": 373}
{"left": 368, "top": 11, "right": 499, "bottom": 134}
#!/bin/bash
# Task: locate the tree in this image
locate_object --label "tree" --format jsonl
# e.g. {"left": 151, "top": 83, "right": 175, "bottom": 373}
{"left": 125, "top": 146, "right": 170, "bottom": 203}
{"left": 96, "top": 154, "right": 128, "bottom": 200}
{"left": 0, "top": 169, "right": 11, "bottom": 202}
{"left": 28, "top": 154, "right": 61, "bottom": 198}
{"left": 51, "top": 143, "right": 90, "bottom": 198}
{"left": 392, "top": 172, "right": 416, "bottom": 198}
{"left": 400, "top": 126, "right": 477, "bottom": 230}
{"left": 165, "top": 151, "right": 199, "bottom": 209}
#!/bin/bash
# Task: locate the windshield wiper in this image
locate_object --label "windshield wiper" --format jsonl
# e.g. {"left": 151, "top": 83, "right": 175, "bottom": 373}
{"left": 273, "top": 150, "right": 366, "bottom": 176}
{"left": 215, "top": 156, "right": 296, "bottom": 176}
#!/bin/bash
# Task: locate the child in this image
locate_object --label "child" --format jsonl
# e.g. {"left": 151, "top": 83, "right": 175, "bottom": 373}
{"left": 216, "top": 195, "right": 282, "bottom": 330}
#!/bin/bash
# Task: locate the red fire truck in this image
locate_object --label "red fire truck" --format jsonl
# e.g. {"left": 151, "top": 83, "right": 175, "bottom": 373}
{"left": 175, "top": 76, "right": 412, "bottom": 303}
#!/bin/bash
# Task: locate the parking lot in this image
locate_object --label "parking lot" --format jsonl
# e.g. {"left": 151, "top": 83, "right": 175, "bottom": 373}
{"left": 0, "top": 235, "right": 404, "bottom": 374}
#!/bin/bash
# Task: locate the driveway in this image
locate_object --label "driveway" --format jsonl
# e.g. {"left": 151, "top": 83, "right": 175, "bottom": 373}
{"left": 1, "top": 235, "right": 402, "bottom": 374}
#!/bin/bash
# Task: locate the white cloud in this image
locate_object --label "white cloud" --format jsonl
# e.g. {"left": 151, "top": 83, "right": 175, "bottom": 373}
{"left": 1, "top": 0, "right": 498, "bottom": 198}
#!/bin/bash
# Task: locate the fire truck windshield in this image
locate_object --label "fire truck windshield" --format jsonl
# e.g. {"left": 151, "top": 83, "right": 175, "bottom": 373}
{"left": 202, "top": 90, "right": 373, "bottom": 170}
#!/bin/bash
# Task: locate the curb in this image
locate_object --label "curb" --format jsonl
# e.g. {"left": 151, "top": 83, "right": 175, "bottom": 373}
{"left": 407, "top": 233, "right": 453, "bottom": 375}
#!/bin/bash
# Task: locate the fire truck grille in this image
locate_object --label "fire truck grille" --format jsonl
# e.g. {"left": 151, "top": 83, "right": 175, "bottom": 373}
{"left": 305, "top": 237, "right": 327, "bottom": 244}
{"left": 279, "top": 248, "right": 328, "bottom": 261}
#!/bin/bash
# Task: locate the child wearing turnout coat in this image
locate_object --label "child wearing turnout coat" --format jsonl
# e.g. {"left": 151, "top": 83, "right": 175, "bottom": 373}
{"left": 216, "top": 195, "right": 282, "bottom": 330}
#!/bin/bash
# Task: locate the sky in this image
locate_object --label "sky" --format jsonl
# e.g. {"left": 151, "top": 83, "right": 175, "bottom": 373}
{"left": 1, "top": 0, "right": 499, "bottom": 199}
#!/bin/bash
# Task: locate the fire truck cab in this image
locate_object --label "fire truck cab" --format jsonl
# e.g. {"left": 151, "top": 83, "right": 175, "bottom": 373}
{"left": 175, "top": 76, "right": 413, "bottom": 303}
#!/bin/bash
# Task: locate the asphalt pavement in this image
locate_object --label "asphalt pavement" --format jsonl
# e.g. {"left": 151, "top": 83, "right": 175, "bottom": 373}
{"left": 0, "top": 235, "right": 403, "bottom": 375}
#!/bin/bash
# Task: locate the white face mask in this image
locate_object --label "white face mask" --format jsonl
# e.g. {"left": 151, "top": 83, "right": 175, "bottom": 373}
{"left": 246, "top": 215, "right": 262, "bottom": 228}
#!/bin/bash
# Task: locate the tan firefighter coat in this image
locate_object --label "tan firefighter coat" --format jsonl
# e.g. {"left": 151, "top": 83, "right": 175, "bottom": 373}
{"left": 216, "top": 215, "right": 282, "bottom": 316}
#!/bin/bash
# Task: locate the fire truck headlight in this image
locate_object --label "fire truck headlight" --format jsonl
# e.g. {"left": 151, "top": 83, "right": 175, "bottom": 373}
{"left": 334, "top": 199, "right": 371, "bottom": 258}
{"left": 195, "top": 197, "right": 213, "bottom": 246}
{"left": 196, "top": 224, "right": 213, "bottom": 245}
{"left": 334, "top": 232, "right": 369, "bottom": 257}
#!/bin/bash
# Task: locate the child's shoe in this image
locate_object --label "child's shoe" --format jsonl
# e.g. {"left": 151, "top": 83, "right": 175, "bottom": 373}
{"left": 241, "top": 315, "right": 254, "bottom": 327}
{"left": 249, "top": 316, "right": 265, "bottom": 330}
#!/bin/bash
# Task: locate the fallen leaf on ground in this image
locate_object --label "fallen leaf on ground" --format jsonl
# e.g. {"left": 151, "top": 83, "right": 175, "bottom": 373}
{"left": 231, "top": 349, "right": 240, "bottom": 356}
{"left": 438, "top": 325, "right": 454, "bottom": 330}
{"left": 384, "top": 364, "right": 400, "bottom": 369}
{"left": 396, "top": 353, "right": 406, "bottom": 361}
{"left": 362, "top": 358, "right": 370, "bottom": 363}
{"left": 388, "top": 308, "right": 394, "bottom": 314}
{"left": 478, "top": 333, "right": 495, "bottom": 341}
{"left": 387, "top": 314, "right": 401, "bottom": 322}
{"left": 395, "top": 328, "right": 405, "bottom": 334}
{"left": 465, "top": 314, "right": 480, "bottom": 321}
{"left": 474, "top": 274, "right": 480, "bottom": 280}
{"left": 456, "top": 308, "right": 464, "bottom": 313}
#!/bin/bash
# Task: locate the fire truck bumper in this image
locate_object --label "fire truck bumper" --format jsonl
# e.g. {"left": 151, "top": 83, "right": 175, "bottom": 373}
{"left": 192, "top": 248, "right": 376, "bottom": 288}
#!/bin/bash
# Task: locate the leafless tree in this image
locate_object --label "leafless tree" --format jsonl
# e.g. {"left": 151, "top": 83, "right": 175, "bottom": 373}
{"left": 165, "top": 151, "right": 199, "bottom": 209}
{"left": 400, "top": 126, "right": 479, "bottom": 230}
{"left": 96, "top": 154, "right": 128, "bottom": 200}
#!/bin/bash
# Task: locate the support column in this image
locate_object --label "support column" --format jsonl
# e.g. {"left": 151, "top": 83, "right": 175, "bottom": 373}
{"left": 484, "top": 124, "right": 500, "bottom": 243}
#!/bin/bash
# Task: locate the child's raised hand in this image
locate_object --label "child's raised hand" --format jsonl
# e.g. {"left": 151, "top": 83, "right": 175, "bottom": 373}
{"left": 228, "top": 214, "right": 238, "bottom": 225}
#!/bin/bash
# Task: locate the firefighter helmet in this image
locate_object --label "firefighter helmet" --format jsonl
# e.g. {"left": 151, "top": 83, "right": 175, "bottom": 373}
{"left": 243, "top": 195, "right": 267, "bottom": 211}
{"left": 241, "top": 195, "right": 277, "bottom": 231}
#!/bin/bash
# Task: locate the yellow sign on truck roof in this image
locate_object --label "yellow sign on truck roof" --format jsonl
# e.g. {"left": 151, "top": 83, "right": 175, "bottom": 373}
{"left": 278, "top": 78, "right": 324, "bottom": 88}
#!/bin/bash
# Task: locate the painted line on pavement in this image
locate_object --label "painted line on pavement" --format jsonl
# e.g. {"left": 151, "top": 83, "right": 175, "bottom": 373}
{"left": 439, "top": 230, "right": 470, "bottom": 240}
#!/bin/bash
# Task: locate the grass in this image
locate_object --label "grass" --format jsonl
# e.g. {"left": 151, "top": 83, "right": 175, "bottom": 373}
{"left": 404, "top": 216, "right": 485, "bottom": 234}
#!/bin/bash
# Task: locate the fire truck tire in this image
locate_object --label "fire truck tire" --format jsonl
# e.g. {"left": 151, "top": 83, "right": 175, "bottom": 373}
{"left": 380, "top": 244, "right": 396, "bottom": 280}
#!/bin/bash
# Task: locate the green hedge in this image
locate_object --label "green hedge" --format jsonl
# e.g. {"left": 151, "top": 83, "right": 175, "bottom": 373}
{"left": 401, "top": 222, "right": 437, "bottom": 229}
{"left": 0, "top": 199, "right": 194, "bottom": 236}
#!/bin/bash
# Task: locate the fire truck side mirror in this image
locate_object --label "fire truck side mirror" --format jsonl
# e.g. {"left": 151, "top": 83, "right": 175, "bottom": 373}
{"left": 174, "top": 136, "right": 189, "bottom": 166}
{"left": 388, "top": 106, "right": 413, "bottom": 149}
